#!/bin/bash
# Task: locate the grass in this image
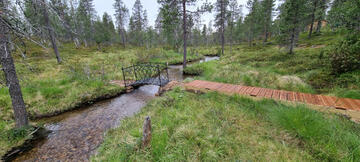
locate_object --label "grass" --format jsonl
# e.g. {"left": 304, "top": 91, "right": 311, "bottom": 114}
{"left": 0, "top": 44, "right": 203, "bottom": 157}
{"left": 93, "top": 88, "right": 360, "bottom": 161}
{"left": 184, "top": 30, "right": 360, "bottom": 99}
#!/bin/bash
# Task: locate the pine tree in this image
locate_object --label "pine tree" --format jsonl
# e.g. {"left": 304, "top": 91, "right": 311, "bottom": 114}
{"left": 278, "top": 0, "right": 309, "bottom": 54}
{"left": 41, "top": 0, "right": 62, "bottom": 63}
{"left": 215, "top": 0, "right": 229, "bottom": 56}
{"left": 0, "top": 0, "right": 29, "bottom": 128}
{"left": 261, "top": 0, "right": 275, "bottom": 42}
{"left": 129, "top": 0, "right": 147, "bottom": 46}
{"left": 113, "top": 0, "right": 129, "bottom": 48}
{"left": 77, "top": 0, "right": 95, "bottom": 46}
{"left": 328, "top": 0, "right": 359, "bottom": 31}
{"left": 227, "top": 0, "right": 241, "bottom": 54}
{"left": 157, "top": 0, "right": 182, "bottom": 49}
{"left": 244, "top": 0, "right": 262, "bottom": 46}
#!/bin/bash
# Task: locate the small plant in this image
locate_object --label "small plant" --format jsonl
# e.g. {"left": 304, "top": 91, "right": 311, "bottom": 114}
{"left": 324, "top": 33, "right": 360, "bottom": 74}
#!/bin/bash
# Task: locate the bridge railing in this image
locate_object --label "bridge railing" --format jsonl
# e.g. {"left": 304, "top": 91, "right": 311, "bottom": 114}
{"left": 122, "top": 63, "right": 169, "bottom": 87}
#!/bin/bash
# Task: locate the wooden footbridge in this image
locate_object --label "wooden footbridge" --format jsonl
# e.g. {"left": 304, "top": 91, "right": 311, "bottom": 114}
{"left": 185, "top": 80, "right": 360, "bottom": 111}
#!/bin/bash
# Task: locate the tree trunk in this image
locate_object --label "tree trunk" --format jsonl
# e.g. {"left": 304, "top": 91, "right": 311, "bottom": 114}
{"left": 120, "top": 29, "right": 126, "bottom": 48}
{"left": 308, "top": 0, "right": 318, "bottom": 38}
{"left": 316, "top": 20, "right": 322, "bottom": 33}
{"left": 42, "top": 0, "right": 62, "bottom": 64}
{"left": 230, "top": 25, "right": 233, "bottom": 54}
{"left": 264, "top": 24, "right": 268, "bottom": 43}
{"left": 182, "top": 0, "right": 187, "bottom": 68}
{"left": 0, "top": 15, "right": 29, "bottom": 128}
{"left": 221, "top": 0, "right": 225, "bottom": 55}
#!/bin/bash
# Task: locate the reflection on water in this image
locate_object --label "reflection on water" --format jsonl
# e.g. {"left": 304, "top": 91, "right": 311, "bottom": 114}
{"left": 13, "top": 56, "right": 219, "bottom": 161}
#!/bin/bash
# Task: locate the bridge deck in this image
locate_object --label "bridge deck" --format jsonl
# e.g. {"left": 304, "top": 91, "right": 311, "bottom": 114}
{"left": 185, "top": 80, "right": 360, "bottom": 111}
{"left": 129, "top": 77, "right": 170, "bottom": 87}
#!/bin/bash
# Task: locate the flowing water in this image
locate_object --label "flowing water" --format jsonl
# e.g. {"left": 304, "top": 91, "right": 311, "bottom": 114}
{"left": 12, "top": 56, "right": 219, "bottom": 162}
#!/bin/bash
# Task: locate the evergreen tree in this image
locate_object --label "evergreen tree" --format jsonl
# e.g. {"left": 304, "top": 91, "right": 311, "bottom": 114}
{"left": 261, "top": 0, "right": 275, "bottom": 42}
{"left": 41, "top": 0, "right": 62, "bottom": 63}
{"left": 244, "top": 0, "right": 262, "bottom": 46}
{"left": 157, "top": 0, "right": 182, "bottom": 49}
{"left": 227, "top": 0, "right": 241, "bottom": 54}
{"left": 328, "top": 0, "right": 359, "bottom": 31}
{"left": 0, "top": 0, "right": 29, "bottom": 128}
{"left": 215, "top": 0, "right": 229, "bottom": 55}
{"left": 129, "top": 0, "right": 147, "bottom": 46}
{"left": 277, "top": 0, "right": 309, "bottom": 54}
{"left": 113, "top": 0, "right": 129, "bottom": 48}
{"left": 77, "top": 0, "right": 95, "bottom": 46}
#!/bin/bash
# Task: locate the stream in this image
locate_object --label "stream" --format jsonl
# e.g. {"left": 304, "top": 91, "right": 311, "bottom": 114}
{"left": 12, "top": 56, "right": 219, "bottom": 162}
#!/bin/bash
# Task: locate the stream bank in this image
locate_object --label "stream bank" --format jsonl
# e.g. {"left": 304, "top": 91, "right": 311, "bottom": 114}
{"left": 5, "top": 56, "right": 219, "bottom": 161}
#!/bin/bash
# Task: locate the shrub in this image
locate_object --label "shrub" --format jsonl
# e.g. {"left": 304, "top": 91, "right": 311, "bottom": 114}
{"left": 325, "top": 33, "right": 360, "bottom": 74}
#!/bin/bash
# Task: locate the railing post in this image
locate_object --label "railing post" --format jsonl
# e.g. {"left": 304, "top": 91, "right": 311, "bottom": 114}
{"left": 121, "top": 67, "right": 126, "bottom": 88}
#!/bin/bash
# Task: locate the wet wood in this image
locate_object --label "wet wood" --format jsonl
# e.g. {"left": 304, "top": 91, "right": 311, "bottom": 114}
{"left": 185, "top": 80, "right": 360, "bottom": 112}
{"left": 142, "top": 116, "right": 152, "bottom": 148}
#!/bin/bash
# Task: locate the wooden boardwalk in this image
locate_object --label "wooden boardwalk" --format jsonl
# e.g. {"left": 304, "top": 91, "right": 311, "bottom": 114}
{"left": 185, "top": 80, "right": 360, "bottom": 111}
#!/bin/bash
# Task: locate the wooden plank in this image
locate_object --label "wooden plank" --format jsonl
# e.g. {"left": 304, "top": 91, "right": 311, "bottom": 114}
{"left": 287, "top": 91, "right": 295, "bottom": 101}
{"left": 294, "top": 92, "right": 304, "bottom": 102}
{"left": 237, "top": 86, "right": 248, "bottom": 95}
{"left": 279, "top": 90, "right": 287, "bottom": 101}
{"left": 340, "top": 98, "right": 357, "bottom": 110}
{"left": 312, "top": 95, "right": 323, "bottom": 106}
{"left": 315, "top": 95, "right": 327, "bottom": 106}
{"left": 257, "top": 88, "right": 267, "bottom": 97}
{"left": 352, "top": 99, "right": 360, "bottom": 110}
{"left": 302, "top": 93, "right": 314, "bottom": 104}
{"left": 250, "top": 87, "right": 261, "bottom": 96}
{"left": 272, "top": 90, "right": 280, "bottom": 100}
{"left": 264, "top": 89, "right": 273, "bottom": 99}
{"left": 245, "top": 87, "right": 255, "bottom": 95}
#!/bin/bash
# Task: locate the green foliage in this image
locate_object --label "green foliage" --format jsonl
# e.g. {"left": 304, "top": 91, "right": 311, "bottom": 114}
{"left": 327, "top": 0, "right": 360, "bottom": 31}
{"left": 324, "top": 33, "right": 360, "bottom": 74}
{"left": 94, "top": 90, "right": 360, "bottom": 161}
{"left": 93, "top": 91, "right": 315, "bottom": 161}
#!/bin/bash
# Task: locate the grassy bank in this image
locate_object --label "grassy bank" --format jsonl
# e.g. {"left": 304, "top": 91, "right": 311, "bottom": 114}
{"left": 0, "top": 44, "right": 200, "bottom": 157}
{"left": 148, "top": 49, "right": 204, "bottom": 65}
{"left": 185, "top": 31, "right": 360, "bottom": 99}
{"left": 93, "top": 89, "right": 360, "bottom": 161}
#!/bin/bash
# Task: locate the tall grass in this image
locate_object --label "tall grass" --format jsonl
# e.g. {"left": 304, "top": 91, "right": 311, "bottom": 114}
{"left": 93, "top": 89, "right": 360, "bottom": 161}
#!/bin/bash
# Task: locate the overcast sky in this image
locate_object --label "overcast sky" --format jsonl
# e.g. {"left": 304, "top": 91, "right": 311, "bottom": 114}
{"left": 93, "top": 0, "right": 256, "bottom": 28}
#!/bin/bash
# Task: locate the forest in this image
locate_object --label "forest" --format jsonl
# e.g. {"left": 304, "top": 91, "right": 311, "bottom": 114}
{"left": 0, "top": 0, "right": 360, "bottom": 161}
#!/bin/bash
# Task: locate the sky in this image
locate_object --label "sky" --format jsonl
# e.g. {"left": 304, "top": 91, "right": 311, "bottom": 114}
{"left": 93, "top": 0, "right": 255, "bottom": 28}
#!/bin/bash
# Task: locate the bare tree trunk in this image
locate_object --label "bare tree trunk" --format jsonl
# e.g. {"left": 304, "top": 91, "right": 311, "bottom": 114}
{"left": 316, "top": 20, "right": 322, "bottom": 33}
{"left": 308, "top": 0, "right": 318, "bottom": 38}
{"left": 0, "top": 14, "right": 29, "bottom": 128}
{"left": 42, "top": 0, "right": 62, "bottom": 64}
{"left": 182, "top": 0, "right": 187, "bottom": 68}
